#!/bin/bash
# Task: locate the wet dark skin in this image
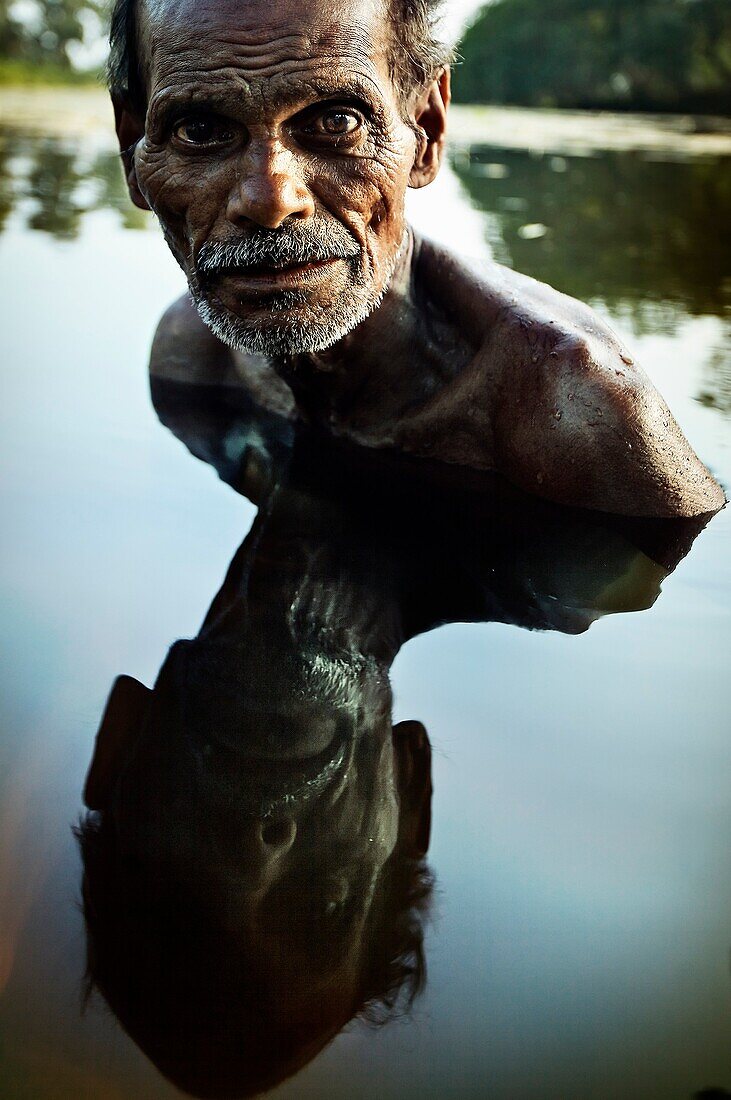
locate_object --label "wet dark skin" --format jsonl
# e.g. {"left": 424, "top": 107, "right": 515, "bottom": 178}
{"left": 118, "top": 0, "right": 727, "bottom": 517}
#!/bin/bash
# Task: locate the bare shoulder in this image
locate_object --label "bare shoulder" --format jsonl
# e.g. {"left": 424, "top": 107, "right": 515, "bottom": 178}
{"left": 149, "top": 294, "right": 296, "bottom": 418}
{"left": 149, "top": 294, "right": 235, "bottom": 384}
{"left": 467, "top": 259, "right": 725, "bottom": 517}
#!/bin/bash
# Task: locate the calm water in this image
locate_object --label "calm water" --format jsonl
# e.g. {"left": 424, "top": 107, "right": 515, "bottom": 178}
{"left": 1, "top": 106, "right": 731, "bottom": 1100}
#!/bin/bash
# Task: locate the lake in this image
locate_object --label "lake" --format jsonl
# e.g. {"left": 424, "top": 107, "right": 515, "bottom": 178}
{"left": 1, "top": 91, "right": 730, "bottom": 1100}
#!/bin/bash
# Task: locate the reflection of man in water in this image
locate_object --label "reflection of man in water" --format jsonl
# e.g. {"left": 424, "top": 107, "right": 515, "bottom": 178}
{"left": 77, "top": 394, "right": 710, "bottom": 1096}
{"left": 109, "top": 0, "right": 725, "bottom": 518}
{"left": 78, "top": 473, "right": 435, "bottom": 1098}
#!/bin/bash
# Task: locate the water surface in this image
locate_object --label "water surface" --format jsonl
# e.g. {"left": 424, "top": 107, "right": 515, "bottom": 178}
{"left": 1, "top": 100, "right": 730, "bottom": 1099}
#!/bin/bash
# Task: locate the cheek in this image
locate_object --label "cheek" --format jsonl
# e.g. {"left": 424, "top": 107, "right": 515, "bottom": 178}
{"left": 136, "top": 143, "right": 233, "bottom": 243}
{"left": 363, "top": 128, "right": 416, "bottom": 216}
{"left": 315, "top": 149, "right": 412, "bottom": 248}
{"left": 309, "top": 117, "right": 414, "bottom": 236}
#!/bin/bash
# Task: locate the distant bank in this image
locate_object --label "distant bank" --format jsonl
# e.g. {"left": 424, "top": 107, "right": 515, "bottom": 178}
{"left": 0, "top": 60, "right": 100, "bottom": 88}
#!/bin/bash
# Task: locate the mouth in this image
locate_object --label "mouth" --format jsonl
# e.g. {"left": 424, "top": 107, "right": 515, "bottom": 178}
{"left": 195, "top": 725, "right": 352, "bottom": 818}
{"left": 204, "top": 256, "right": 343, "bottom": 291}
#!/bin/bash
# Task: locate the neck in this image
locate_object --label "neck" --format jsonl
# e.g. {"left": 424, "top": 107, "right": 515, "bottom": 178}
{"left": 201, "top": 495, "right": 406, "bottom": 668}
{"left": 273, "top": 228, "right": 469, "bottom": 444}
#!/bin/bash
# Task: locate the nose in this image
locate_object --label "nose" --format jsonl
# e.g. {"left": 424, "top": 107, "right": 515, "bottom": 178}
{"left": 226, "top": 142, "right": 315, "bottom": 229}
{"left": 232, "top": 818, "right": 296, "bottom": 891}
{"left": 259, "top": 818, "right": 297, "bottom": 851}
{"left": 238, "top": 816, "right": 297, "bottom": 861}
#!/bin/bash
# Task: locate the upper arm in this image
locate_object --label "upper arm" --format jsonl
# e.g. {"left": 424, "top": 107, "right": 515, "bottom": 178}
{"left": 494, "top": 325, "right": 726, "bottom": 518}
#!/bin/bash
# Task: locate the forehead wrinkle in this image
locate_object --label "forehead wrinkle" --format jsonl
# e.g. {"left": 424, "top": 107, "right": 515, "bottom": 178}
{"left": 150, "top": 53, "right": 385, "bottom": 91}
{"left": 149, "top": 66, "right": 388, "bottom": 114}
{"left": 148, "top": 37, "right": 384, "bottom": 83}
{"left": 142, "top": 3, "right": 387, "bottom": 76}
{"left": 139, "top": 0, "right": 395, "bottom": 107}
{"left": 313, "top": 22, "right": 376, "bottom": 60}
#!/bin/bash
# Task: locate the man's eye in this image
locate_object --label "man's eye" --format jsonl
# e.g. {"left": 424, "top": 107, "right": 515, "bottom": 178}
{"left": 173, "top": 117, "right": 237, "bottom": 147}
{"left": 308, "top": 109, "right": 363, "bottom": 138}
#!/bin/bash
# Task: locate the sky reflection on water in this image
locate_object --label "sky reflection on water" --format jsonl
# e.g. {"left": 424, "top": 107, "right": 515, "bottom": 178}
{"left": 0, "top": 115, "right": 730, "bottom": 1099}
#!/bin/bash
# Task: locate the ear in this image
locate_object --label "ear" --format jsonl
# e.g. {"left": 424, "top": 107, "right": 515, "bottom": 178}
{"left": 392, "top": 720, "right": 432, "bottom": 855}
{"left": 113, "top": 96, "right": 151, "bottom": 211}
{"left": 409, "top": 67, "right": 451, "bottom": 189}
{"left": 84, "top": 675, "right": 153, "bottom": 809}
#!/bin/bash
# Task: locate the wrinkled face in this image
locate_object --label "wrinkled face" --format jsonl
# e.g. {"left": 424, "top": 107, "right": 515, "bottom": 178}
{"left": 110, "top": 676, "right": 402, "bottom": 992}
{"left": 106, "top": 632, "right": 399, "bottom": 950}
{"left": 132, "top": 0, "right": 422, "bottom": 356}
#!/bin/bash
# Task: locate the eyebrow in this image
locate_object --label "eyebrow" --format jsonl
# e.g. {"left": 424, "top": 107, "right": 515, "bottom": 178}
{"left": 304, "top": 74, "right": 383, "bottom": 105}
{"left": 147, "top": 71, "right": 386, "bottom": 128}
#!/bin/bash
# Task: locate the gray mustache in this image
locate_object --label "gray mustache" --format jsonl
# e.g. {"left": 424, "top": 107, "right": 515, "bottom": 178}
{"left": 197, "top": 227, "right": 360, "bottom": 275}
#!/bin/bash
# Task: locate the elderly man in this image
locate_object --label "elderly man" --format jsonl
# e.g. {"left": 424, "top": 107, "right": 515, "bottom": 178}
{"left": 110, "top": 0, "right": 724, "bottom": 517}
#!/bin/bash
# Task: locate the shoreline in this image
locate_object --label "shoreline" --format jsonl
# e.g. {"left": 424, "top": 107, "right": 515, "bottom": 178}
{"left": 2, "top": 87, "right": 731, "bottom": 157}
{"left": 448, "top": 104, "right": 731, "bottom": 157}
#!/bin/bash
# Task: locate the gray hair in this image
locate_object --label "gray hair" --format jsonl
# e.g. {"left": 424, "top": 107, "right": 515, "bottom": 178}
{"left": 387, "top": 0, "right": 454, "bottom": 101}
{"left": 107, "top": 0, "right": 453, "bottom": 114}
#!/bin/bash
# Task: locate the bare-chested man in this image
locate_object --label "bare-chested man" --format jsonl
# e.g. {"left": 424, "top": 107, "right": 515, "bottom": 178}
{"left": 109, "top": 0, "right": 725, "bottom": 516}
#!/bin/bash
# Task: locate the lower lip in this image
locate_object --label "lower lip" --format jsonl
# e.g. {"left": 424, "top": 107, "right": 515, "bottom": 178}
{"left": 210, "top": 257, "right": 342, "bottom": 291}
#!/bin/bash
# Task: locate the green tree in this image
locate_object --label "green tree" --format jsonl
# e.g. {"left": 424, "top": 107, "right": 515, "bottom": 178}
{"left": 0, "top": 0, "right": 26, "bottom": 59}
{"left": 0, "top": 0, "right": 104, "bottom": 69}
{"left": 455, "top": 0, "right": 731, "bottom": 114}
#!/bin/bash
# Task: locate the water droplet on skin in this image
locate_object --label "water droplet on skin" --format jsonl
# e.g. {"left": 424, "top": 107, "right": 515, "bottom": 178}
{"left": 554, "top": 409, "right": 562, "bottom": 419}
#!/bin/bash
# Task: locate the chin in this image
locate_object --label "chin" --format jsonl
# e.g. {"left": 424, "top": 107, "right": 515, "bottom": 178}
{"left": 187, "top": 235, "right": 406, "bottom": 359}
{"left": 191, "top": 282, "right": 390, "bottom": 358}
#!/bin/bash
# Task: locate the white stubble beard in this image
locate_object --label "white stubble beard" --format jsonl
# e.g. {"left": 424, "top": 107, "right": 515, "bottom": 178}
{"left": 187, "top": 231, "right": 408, "bottom": 360}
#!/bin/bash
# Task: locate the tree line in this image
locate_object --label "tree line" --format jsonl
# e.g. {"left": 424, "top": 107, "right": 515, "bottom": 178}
{"left": 0, "top": 0, "right": 102, "bottom": 72}
{"left": 454, "top": 0, "right": 731, "bottom": 114}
